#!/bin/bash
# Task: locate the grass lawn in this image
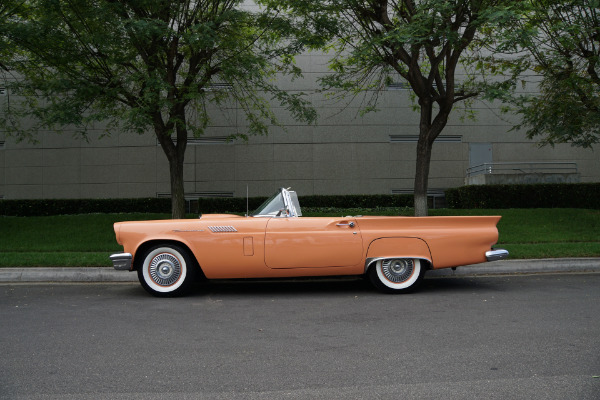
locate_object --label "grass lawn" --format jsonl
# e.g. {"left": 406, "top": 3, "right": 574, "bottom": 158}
{"left": 1, "top": 208, "right": 599, "bottom": 267}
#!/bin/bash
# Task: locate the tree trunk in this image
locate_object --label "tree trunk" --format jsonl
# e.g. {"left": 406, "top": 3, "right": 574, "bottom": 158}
{"left": 414, "top": 135, "right": 432, "bottom": 216}
{"left": 154, "top": 114, "right": 188, "bottom": 219}
{"left": 169, "top": 156, "right": 186, "bottom": 219}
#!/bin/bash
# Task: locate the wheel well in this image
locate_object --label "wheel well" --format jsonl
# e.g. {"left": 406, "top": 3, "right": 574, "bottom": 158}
{"left": 366, "top": 257, "right": 432, "bottom": 274}
{"left": 133, "top": 240, "right": 206, "bottom": 279}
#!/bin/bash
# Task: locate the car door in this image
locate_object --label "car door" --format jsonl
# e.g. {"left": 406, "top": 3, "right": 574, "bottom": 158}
{"left": 264, "top": 217, "right": 363, "bottom": 269}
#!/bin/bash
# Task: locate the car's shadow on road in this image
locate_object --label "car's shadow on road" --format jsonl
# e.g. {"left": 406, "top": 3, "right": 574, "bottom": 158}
{"left": 184, "top": 275, "right": 503, "bottom": 297}
{"left": 117, "top": 275, "right": 505, "bottom": 298}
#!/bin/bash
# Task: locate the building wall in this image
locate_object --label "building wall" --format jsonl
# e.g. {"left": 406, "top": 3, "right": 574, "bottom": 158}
{"left": 0, "top": 52, "right": 598, "bottom": 200}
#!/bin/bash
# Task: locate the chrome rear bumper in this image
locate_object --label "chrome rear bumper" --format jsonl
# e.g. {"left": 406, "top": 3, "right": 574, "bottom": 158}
{"left": 486, "top": 249, "right": 509, "bottom": 262}
{"left": 110, "top": 253, "right": 133, "bottom": 270}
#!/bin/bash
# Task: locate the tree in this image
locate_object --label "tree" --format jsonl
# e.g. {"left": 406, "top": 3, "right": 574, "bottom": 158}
{"left": 277, "top": 0, "right": 518, "bottom": 216}
{"left": 491, "top": 0, "right": 600, "bottom": 149}
{"left": 0, "top": 0, "right": 315, "bottom": 218}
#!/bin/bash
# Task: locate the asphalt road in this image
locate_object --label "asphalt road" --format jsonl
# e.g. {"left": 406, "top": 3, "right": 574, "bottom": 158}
{"left": 1, "top": 273, "right": 599, "bottom": 400}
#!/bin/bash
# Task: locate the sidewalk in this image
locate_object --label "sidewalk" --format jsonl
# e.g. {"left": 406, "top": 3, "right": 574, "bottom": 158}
{"left": 0, "top": 258, "right": 599, "bottom": 283}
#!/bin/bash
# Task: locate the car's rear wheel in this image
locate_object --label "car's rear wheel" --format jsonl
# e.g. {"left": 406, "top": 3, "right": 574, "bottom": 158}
{"left": 368, "top": 258, "right": 425, "bottom": 294}
{"left": 137, "top": 244, "right": 196, "bottom": 297}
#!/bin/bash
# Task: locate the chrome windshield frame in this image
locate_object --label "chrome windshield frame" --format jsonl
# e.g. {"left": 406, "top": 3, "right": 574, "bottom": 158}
{"left": 251, "top": 188, "right": 301, "bottom": 218}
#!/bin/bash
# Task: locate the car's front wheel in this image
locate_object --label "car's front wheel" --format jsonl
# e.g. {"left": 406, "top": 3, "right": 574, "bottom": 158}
{"left": 368, "top": 258, "right": 425, "bottom": 294}
{"left": 137, "top": 244, "right": 196, "bottom": 297}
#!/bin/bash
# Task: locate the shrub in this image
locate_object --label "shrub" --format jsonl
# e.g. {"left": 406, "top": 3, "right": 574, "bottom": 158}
{"left": 445, "top": 183, "right": 600, "bottom": 209}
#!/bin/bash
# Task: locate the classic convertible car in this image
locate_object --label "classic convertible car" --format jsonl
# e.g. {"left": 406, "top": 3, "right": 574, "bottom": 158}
{"left": 110, "top": 188, "right": 508, "bottom": 296}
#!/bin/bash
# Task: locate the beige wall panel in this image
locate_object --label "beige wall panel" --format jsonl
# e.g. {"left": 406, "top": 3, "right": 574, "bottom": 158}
{"left": 81, "top": 148, "right": 120, "bottom": 166}
{"left": 428, "top": 177, "right": 465, "bottom": 189}
{"left": 154, "top": 156, "right": 170, "bottom": 183}
{"left": 6, "top": 149, "right": 45, "bottom": 167}
{"left": 431, "top": 143, "right": 467, "bottom": 160}
{"left": 43, "top": 166, "right": 80, "bottom": 185}
{"left": 352, "top": 126, "right": 392, "bottom": 143}
{"left": 5, "top": 166, "right": 43, "bottom": 185}
{"left": 317, "top": 107, "right": 370, "bottom": 127}
{"left": 206, "top": 107, "right": 238, "bottom": 128}
{"left": 195, "top": 162, "right": 235, "bottom": 182}
{"left": 193, "top": 144, "right": 235, "bottom": 163}
{"left": 155, "top": 181, "right": 170, "bottom": 194}
{"left": 78, "top": 184, "right": 120, "bottom": 199}
{"left": 235, "top": 162, "right": 275, "bottom": 182}
{"left": 118, "top": 146, "right": 156, "bottom": 166}
{"left": 354, "top": 142, "right": 391, "bottom": 161}
{"left": 6, "top": 184, "right": 43, "bottom": 199}
{"left": 272, "top": 71, "right": 320, "bottom": 91}
{"left": 313, "top": 179, "right": 359, "bottom": 195}
{"left": 576, "top": 159, "right": 600, "bottom": 181}
{"left": 360, "top": 107, "right": 418, "bottom": 126}
{"left": 0, "top": 150, "right": 5, "bottom": 183}
{"left": 387, "top": 160, "right": 417, "bottom": 180}
{"left": 313, "top": 160, "right": 356, "bottom": 180}
{"left": 118, "top": 183, "right": 157, "bottom": 198}
{"left": 236, "top": 180, "right": 282, "bottom": 197}
{"left": 42, "top": 184, "right": 81, "bottom": 199}
{"left": 313, "top": 178, "right": 404, "bottom": 195}
{"left": 117, "top": 131, "right": 156, "bottom": 147}
{"left": 429, "top": 161, "right": 466, "bottom": 179}
{"left": 389, "top": 144, "right": 418, "bottom": 161}
{"left": 271, "top": 126, "right": 314, "bottom": 144}
{"left": 118, "top": 164, "right": 157, "bottom": 184}
{"left": 495, "top": 143, "right": 566, "bottom": 161}
{"left": 312, "top": 125, "right": 357, "bottom": 144}
{"left": 389, "top": 178, "right": 418, "bottom": 191}
{"left": 235, "top": 144, "right": 274, "bottom": 163}
{"left": 352, "top": 161, "right": 392, "bottom": 180}
{"left": 43, "top": 148, "right": 80, "bottom": 167}
{"left": 313, "top": 143, "right": 355, "bottom": 162}
{"left": 81, "top": 131, "right": 120, "bottom": 147}
{"left": 273, "top": 144, "right": 313, "bottom": 162}
{"left": 271, "top": 161, "right": 313, "bottom": 180}
{"left": 195, "top": 180, "right": 236, "bottom": 194}
{"left": 42, "top": 131, "right": 84, "bottom": 149}
{"left": 81, "top": 165, "right": 120, "bottom": 184}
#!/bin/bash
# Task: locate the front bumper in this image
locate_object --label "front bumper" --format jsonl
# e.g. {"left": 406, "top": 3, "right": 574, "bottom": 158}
{"left": 486, "top": 249, "right": 509, "bottom": 262}
{"left": 110, "top": 253, "right": 133, "bottom": 270}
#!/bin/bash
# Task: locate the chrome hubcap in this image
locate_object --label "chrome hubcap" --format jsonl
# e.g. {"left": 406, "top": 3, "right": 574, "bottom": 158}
{"left": 381, "top": 259, "right": 414, "bottom": 283}
{"left": 149, "top": 253, "right": 181, "bottom": 286}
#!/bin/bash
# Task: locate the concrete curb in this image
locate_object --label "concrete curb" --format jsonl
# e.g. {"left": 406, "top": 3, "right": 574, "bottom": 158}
{"left": 427, "top": 257, "right": 600, "bottom": 277}
{"left": 0, "top": 258, "right": 599, "bottom": 283}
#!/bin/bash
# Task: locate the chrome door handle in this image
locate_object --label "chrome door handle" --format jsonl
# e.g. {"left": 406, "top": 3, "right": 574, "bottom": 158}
{"left": 336, "top": 222, "right": 355, "bottom": 228}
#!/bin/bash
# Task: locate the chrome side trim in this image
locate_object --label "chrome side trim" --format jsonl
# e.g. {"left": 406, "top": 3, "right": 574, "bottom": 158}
{"left": 364, "top": 256, "right": 432, "bottom": 274}
{"left": 110, "top": 253, "right": 133, "bottom": 271}
{"left": 208, "top": 226, "right": 237, "bottom": 233}
{"left": 486, "top": 249, "right": 509, "bottom": 262}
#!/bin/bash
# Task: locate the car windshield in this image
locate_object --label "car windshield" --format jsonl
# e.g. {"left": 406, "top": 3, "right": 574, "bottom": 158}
{"left": 252, "top": 191, "right": 285, "bottom": 216}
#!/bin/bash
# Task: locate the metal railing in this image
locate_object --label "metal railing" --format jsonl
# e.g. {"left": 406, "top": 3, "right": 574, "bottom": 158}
{"left": 466, "top": 162, "right": 578, "bottom": 178}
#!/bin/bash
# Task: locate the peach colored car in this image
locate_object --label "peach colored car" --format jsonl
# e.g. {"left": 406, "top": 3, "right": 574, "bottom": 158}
{"left": 110, "top": 188, "right": 508, "bottom": 296}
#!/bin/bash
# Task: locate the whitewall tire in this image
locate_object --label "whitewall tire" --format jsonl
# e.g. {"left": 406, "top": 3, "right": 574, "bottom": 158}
{"left": 368, "top": 258, "right": 425, "bottom": 294}
{"left": 137, "top": 244, "right": 196, "bottom": 297}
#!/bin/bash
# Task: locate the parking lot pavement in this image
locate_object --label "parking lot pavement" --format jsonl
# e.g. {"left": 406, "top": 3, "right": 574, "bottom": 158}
{"left": 0, "top": 258, "right": 598, "bottom": 283}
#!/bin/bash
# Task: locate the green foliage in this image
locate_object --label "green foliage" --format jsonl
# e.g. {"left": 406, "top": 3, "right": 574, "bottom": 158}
{"left": 277, "top": 1, "right": 521, "bottom": 216}
{"left": 445, "top": 183, "right": 600, "bottom": 209}
{"left": 1, "top": 1, "right": 315, "bottom": 139}
{"left": 0, "top": 0, "right": 317, "bottom": 218}
{"left": 485, "top": 0, "right": 600, "bottom": 148}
